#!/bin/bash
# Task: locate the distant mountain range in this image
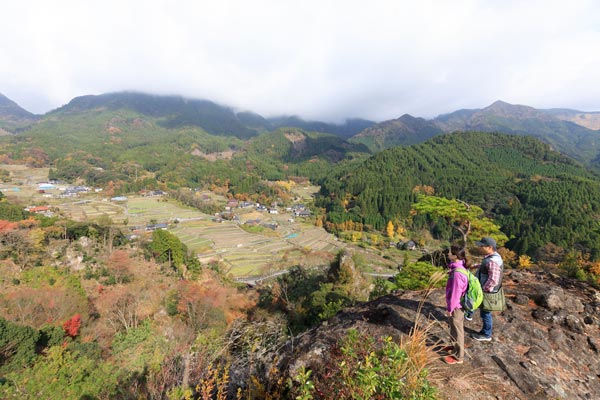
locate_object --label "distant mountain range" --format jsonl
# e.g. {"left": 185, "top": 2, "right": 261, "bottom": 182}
{"left": 352, "top": 100, "right": 600, "bottom": 167}
{"left": 2, "top": 91, "right": 600, "bottom": 167}
{"left": 37, "top": 92, "right": 375, "bottom": 140}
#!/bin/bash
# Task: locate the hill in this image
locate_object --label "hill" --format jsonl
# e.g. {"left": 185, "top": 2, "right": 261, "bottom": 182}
{"left": 0, "top": 99, "right": 371, "bottom": 195}
{"left": 318, "top": 132, "right": 600, "bottom": 256}
{"left": 50, "top": 92, "right": 263, "bottom": 139}
{"left": 349, "top": 114, "right": 443, "bottom": 151}
{"left": 543, "top": 108, "right": 600, "bottom": 130}
{"left": 0, "top": 93, "right": 38, "bottom": 132}
{"left": 268, "top": 116, "right": 375, "bottom": 138}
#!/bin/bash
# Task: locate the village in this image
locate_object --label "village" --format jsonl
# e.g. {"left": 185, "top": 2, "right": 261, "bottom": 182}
{"left": 0, "top": 169, "right": 363, "bottom": 279}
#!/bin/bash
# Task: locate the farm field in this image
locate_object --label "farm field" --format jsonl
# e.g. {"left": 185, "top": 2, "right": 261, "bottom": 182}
{"left": 0, "top": 165, "right": 394, "bottom": 278}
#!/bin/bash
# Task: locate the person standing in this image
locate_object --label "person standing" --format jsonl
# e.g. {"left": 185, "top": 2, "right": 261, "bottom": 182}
{"left": 443, "top": 245, "right": 469, "bottom": 364}
{"left": 471, "top": 237, "right": 504, "bottom": 342}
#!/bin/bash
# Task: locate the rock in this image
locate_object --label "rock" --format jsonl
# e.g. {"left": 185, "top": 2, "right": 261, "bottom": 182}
{"left": 548, "top": 327, "right": 569, "bottom": 348}
{"left": 513, "top": 294, "right": 529, "bottom": 305}
{"left": 539, "top": 288, "right": 565, "bottom": 310}
{"left": 564, "top": 315, "right": 585, "bottom": 334}
{"left": 532, "top": 308, "right": 554, "bottom": 324}
{"left": 588, "top": 337, "right": 599, "bottom": 353}
{"left": 563, "top": 296, "right": 585, "bottom": 313}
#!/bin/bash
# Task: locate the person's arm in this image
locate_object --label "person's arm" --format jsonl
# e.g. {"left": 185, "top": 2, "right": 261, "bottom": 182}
{"left": 482, "top": 260, "right": 501, "bottom": 292}
{"left": 447, "top": 272, "right": 467, "bottom": 312}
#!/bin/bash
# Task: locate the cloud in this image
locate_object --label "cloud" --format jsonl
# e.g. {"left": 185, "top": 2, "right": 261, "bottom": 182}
{"left": 2, "top": 0, "right": 600, "bottom": 120}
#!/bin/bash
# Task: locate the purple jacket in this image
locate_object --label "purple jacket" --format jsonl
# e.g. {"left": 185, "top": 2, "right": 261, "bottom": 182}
{"left": 446, "top": 260, "right": 468, "bottom": 313}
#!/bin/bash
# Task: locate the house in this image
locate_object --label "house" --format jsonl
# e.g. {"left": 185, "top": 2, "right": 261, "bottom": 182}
{"left": 146, "top": 223, "right": 168, "bottom": 231}
{"left": 25, "top": 205, "right": 50, "bottom": 214}
{"left": 38, "top": 183, "right": 56, "bottom": 190}
{"left": 268, "top": 208, "right": 278, "bottom": 214}
{"left": 227, "top": 199, "right": 239, "bottom": 208}
{"left": 294, "top": 210, "right": 311, "bottom": 217}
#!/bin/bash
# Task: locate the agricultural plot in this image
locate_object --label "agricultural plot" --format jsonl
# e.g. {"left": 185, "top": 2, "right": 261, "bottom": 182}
{"left": 0, "top": 166, "right": 346, "bottom": 277}
{"left": 171, "top": 217, "right": 338, "bottom": 277}
{"left": 125, "top": 197, "right": 207, "bottom": 226}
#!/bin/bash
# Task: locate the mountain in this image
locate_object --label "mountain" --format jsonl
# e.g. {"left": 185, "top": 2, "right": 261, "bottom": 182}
{"left": 47, "top": 92, "right": 374, "bottom": 139}
{"left": 50, "top": 92, "right": 262, "bottom": 139}
{"left": 318, "top": 131, "right": 600, "bottom": 256}
{"left": 268, "top": 116, "right": 375, "bottom": 138}
{"left": 0, "top": 93, "right": 38, "bottom": 132}
{"left": 348, "top": 114, "right": 443, "bottom": 151}
{"left": 349, "top": 100, "right": 600, "bottom": 168}
{"left": 543, "top": 108, "right": 600, "bottom": 130}
{"left": 433, "top": 100, "right": 600, "bottom": 166}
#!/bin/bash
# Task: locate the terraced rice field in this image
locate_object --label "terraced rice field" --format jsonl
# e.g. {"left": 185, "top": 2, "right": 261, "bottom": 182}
{"left": 171, "top": 217, "right": 342, "bottom": 277}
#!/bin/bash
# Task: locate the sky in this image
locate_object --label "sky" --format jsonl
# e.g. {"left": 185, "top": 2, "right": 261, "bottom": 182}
{"left": 2, "top": 0, "right": 600, "bottom": 122}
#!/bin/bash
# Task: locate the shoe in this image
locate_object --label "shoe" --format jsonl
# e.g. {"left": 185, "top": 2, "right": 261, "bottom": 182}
{"left": 441, "top": 345, "right": 455, "bottom": 354}
{"left": 464, "top": 314, "right": 473, "bottom": 321}
{"left": 443, "top": 355, "right": 463, "bottom": 365}
{"left": 471, "top": 332, "right": 492, "bottom": 341}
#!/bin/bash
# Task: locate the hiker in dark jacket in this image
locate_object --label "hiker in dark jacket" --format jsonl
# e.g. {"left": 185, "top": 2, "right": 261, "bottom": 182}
{"left": 471, "top": 237, "right": 503, "bottom": 341}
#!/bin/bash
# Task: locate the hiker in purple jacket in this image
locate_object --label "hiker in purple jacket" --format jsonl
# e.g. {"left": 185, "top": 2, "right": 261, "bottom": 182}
{"left": 443, "top": 245, "right": 469, "bottom": 365}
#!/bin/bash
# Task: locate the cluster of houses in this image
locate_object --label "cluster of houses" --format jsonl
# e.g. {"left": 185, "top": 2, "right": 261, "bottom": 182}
{"left": 224, "top": 199, "right": 312, "bottom": 218}
{"left": 36, "top": 182, "right": 97, "bottom": 198}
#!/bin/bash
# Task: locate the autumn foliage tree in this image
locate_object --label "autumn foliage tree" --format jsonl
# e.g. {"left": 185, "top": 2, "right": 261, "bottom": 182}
{"left": 63, "top": 314, "right": 81, "bottom": 338}
{"left": 385, "top": 221, "right": 394, "bottom": 238}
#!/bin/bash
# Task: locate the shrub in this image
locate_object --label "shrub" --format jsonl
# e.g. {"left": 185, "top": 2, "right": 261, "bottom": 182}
{"left": 305, "top": 329, "right": 437, "bottom": 399}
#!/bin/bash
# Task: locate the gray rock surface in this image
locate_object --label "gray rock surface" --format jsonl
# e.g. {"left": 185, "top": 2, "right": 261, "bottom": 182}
{"left": 275, "top": 270, "right": 600, "bottom": 400}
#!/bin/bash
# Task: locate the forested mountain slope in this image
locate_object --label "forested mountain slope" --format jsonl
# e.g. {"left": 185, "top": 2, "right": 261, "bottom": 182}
{"left": 433, "top": 101, "right": 600, "bottom": 166}
{"left": 349, "top": 114, "right": 442, "bottom": 151}
{"left": 318, "top": 132, "right": 600, "bottom": 257}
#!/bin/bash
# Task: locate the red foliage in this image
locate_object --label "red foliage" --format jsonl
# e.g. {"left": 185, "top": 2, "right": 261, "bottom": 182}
{"left": 63, "top": 314, "right": 82, "bottom": 337}
{"left": 0, "top": 220, "right": 18, "bottom": 232}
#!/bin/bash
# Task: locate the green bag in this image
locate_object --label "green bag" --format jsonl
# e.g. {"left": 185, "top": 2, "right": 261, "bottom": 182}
{"left": 482, "top": 287, "right": 506, "bottom": 312}
{"left": 456, "top": 268, "right": 483, "bottom": 312}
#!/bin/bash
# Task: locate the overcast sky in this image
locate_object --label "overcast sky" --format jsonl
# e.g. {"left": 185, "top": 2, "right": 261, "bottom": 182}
{"left": 2, "top": 0, "right": 600, "bottom": 122}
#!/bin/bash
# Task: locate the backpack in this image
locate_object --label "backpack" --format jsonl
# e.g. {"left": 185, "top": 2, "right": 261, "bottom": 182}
{"left": 455, "top": 268, "right": 483, "bottom": 312}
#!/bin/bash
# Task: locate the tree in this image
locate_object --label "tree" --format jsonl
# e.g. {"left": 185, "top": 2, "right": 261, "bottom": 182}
{"left": 107, "top": 250, "right": 132, "bottom": 284}
{"left": 149, "top": 229, "right": 186, "bottom": 269}
{"left": 412, "top": 194, "right": 507, "bottom": 247}
{"left": 63, "top": 314, "right": 82, "bottom": 337}
{"left": 385, "top": 220, "right": 394, "bottom": 238}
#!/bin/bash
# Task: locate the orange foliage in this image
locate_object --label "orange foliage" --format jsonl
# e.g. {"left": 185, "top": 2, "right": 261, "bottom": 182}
{"left": 176, "top": 271, "right": 256, "bottom": 326}
{"left": 0, "top": 220, "right": 18, "bottom": 232}
{"left": 63, "top": 314, "right": 82, "bottom": 337}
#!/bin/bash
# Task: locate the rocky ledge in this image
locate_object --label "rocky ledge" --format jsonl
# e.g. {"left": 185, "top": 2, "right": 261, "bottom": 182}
{"left": 276, "top": 270, "right": 600, "bottom": 399}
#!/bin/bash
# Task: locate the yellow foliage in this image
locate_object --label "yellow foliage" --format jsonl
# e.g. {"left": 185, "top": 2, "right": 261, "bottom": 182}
{"left": 518, "top": 255, "right": 533, "bottom": 269}
{"left": 589, "top": 261, "right": 600, "bottom": 276}
{"left": 386, "top": 221, "right": 394, "bottom": 238}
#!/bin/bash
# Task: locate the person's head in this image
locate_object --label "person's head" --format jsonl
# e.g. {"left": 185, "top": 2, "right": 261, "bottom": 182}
{"left": 475, "top": 237, "right": 497, "bottom": 255}
{"left": 448, "top": 244, "right": 469, "bottom": 267}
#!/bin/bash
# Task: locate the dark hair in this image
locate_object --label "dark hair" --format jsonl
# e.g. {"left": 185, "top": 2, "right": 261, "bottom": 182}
{"left": 449, "top": 245, "right": 471, "bottom": 268}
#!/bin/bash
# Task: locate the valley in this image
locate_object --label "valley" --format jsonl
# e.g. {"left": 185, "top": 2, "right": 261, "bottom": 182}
{"left": 1, "top": 165, "right": 399, "bottom": 278}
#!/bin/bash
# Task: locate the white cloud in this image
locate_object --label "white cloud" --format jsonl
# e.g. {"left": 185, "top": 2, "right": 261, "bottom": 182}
{"left": 2, "top": 0, "right": 600, "bottom": 120}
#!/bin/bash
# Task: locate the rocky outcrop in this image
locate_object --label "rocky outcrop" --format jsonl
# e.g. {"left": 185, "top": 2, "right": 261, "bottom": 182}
{"left": 276, "top": 270, "right": 600, "bottom": 399}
